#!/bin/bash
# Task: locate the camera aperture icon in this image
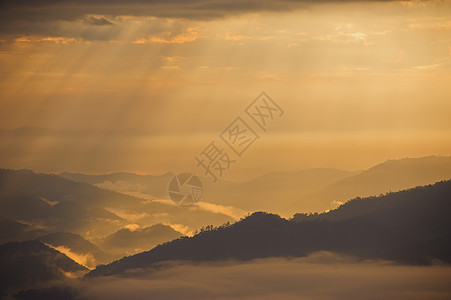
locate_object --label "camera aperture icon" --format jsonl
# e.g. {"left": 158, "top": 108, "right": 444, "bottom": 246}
{"left": 168, "top": 173, "right": 203, "bottom": 207}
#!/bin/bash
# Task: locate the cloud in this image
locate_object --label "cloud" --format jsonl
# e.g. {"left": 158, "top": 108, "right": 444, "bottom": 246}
{"left": 132, "top": 28, "right": 200, "bottom": 44}
{"left": 104, "top": 208, "right": 150, "bottom": 222}
{"left": 222, "top": 32, "right": 249, "bottom": 41}
{"left": 123, "top": 223, "right": 141, "bottom": 231}
{"left": 0, "top": 12, "right": 197, "bottom": 42}
{"left": 0, "top": 0, "right": 408, "bottom": 38}
{"left": 46, "top": 252, "right": 451, "bottom": 300}
{"left": 163, "top": 223, "right": 193, "bottom": 236}
{"left": 194, "top": 201, "right": 247, "bottom": 220}
{"left": 82, "top": 15, "right": 115, "bottom": 26}
{"left": 95, "top": 181, "right": 147, "bottom": 194}
{"left": 220, "top": 32, "right": 275, "bottom": 42}
{"left": 45, "top": 244, "right": 96, "bottom": 270}
{"left": 0, "top": 0, "right": 404, "bottom": 22}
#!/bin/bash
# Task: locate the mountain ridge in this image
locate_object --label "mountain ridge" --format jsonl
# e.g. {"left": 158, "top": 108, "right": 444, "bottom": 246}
{"left": 0, "top": 240, "right": 88, "bottom": 292}
{"left": 88, "top": 179, "right": 451, "bottom": 277}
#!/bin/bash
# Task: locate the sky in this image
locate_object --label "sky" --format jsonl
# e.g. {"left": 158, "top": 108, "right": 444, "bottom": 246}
{"left": 0, "top": 0, "right": 451, "bottom": 180}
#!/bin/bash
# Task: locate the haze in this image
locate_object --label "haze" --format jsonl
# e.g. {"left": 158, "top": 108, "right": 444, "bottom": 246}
{"left": 1, "top": 0, "right": 451, "bottom": 180}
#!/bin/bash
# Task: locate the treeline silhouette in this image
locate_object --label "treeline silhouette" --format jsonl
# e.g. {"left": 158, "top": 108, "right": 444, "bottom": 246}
{"left": 89, "top": 180, "right": 451, "bottom": 277}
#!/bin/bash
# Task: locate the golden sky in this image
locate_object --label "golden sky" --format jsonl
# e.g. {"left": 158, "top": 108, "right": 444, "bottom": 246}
{"left": 0, "top": 0, "right": 450, "bottom": 179}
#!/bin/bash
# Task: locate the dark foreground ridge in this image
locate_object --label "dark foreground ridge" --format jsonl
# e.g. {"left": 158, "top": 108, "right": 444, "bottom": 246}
{"left": 89, "top": 180, "right": 451, "bottom": 277}
{"left": 0, "top": 240, "right": 87, "bottom": 292}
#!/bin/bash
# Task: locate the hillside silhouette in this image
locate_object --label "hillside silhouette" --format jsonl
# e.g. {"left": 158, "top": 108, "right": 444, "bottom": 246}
{"left": 61, "top": 156, "right": 451, "bottom": 216}
{"left": 89, "top": 180, "right": 451, "bottom": 277}
{"left": 101, "top": 224, "right": 183, "bottom": 260}
{"left": 59, "top": 171, "right": 175, "bottom": 199}
{"left": 209, "top": 156, "right": 451, "bottom": 214}
{"left": 0, "top": 168, "right": 234, "bottom": 243}
{"left": 36, "top": 232, "right": 111, "bottom": 267}
{"left": 308, "top": 156, "right": 451, "bottom": 209}
{"left": 0, "top": 216, "right": 47, "bottom": 244}
{"left": 0, "top": 240, "right": 87, "bottom": 293}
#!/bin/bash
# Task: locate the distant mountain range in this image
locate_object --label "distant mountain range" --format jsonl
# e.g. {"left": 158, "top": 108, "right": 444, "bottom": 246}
{"left": 0, "top": 168, "right": 234, "bottom": 242}
{"left": 0, "top": 168, "right": 235, "bottom": 270}
{"left": 1, "top": 162, "right": 451, "bottom": 295}
{"left": 59, "top": 171, "right": 175, "bottom": 199}
{"left": 208, "top": 156, "right": 451, "bottom": 214}
{"left": 0, "top": 168, "right": 132, "bottom": 237}
{"left": 89, "top": 179, "right": 451, "bottom": 277}
{"left": 60, "top": 156, "right": 451, "bottom": 216}
{"left": 1, "top": 156, "right": 451, "bottom": 269}
{"left": 308, "top": 156, "right": 451, "bottom": 208}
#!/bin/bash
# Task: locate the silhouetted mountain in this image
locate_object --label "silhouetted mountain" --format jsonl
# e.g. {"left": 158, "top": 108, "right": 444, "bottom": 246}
{"left": 59, "top": 171, "right": 175, "bottom": 199}
{"left": 0, "top": 169, "right": 234, "bottom": 240}
{"left": 0, "top": 240, "right": 87, "bottom": 293}
{"left": 205, "top": 168, "right": 356, "bottom": 215}
{"left": 65, "top": 156, "right": 451, "bottom": 217}
{"left": 89, "top": 180, "right": 451, "bottom": 277}
{"left": 0, "top": 168, "right": 143, "bottom": 208}
{"left": 60, "top": 168, "right": 354, "bottom": 217}
{"left": 211, "top": 156, "right": 451, "bottom": 214}
{"left": 37, "top": 232, "right": 111, "bottom": 267}
{"left": 0, "top": 169, "right": 132, "bottom": 238}
{"left": 310, "top": 156, "right": 451, "bottom": 210}
{"left": 0, "top": 168, "right": 237, "bottom": 269}
{"left": 0, "top": 216, "right": 47, "bottom": 245}
{"left": 101, "top": 224, "right": 183, "bottom": 259}
{"left": 0, "top": 190, "right": 126, "bottom": 238}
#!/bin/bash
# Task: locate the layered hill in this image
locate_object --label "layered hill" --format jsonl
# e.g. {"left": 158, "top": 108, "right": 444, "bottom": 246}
{"left": 89, "top": 179, "right": 451, "bottom": 277}
{"left": 0, "top": 240, "right": 87, "bottom": 293}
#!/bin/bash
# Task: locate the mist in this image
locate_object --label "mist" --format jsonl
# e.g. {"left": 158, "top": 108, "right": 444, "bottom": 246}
{"left": 58, "top": 253, "right": 451, "bottom": 300}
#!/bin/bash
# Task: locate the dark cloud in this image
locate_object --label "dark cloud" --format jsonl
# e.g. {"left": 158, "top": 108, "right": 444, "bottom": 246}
{"left": 0, "top": 0, "right": 404, "bottom": 23}
{"left": 0, "top": 11, "right": 192, "bottom": 42}
{"left": 0, "top": 0, "right": 405, "bottom": 39}
{"left": 82, "top": 15, "right": 114, "bottom": 26}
